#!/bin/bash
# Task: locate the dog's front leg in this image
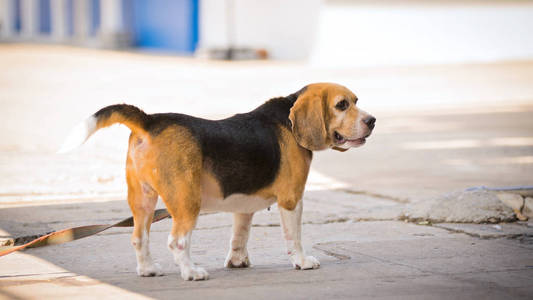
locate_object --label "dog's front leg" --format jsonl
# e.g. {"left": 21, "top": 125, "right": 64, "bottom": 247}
{"left": 279, "top": 200, "right": 320, "bottom": 270}
{"left": 225, "top": 213, "right": 253, "bottom": 268}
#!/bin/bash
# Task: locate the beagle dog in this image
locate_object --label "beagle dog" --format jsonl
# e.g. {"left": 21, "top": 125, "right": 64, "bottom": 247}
{"left": 59, "top": 83, "right": 375, "bottom": 281}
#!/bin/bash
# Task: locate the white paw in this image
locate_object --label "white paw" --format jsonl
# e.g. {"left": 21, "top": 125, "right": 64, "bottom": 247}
{"left": 224, "top": 252, "right": 251, "bottom": 268}
{"left": 181, "top": 265, "right": 209, "bottom": 281}
{"left": 293, "top": 256, "right": 320, "bottom": 270}
{"left": 137, "top": 262, "right": 164, "bottom": 277}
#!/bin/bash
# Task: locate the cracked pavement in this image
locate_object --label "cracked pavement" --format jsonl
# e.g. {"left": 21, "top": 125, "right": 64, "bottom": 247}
{"left": 1, "top": 45, "right": 533, "bottom": 299}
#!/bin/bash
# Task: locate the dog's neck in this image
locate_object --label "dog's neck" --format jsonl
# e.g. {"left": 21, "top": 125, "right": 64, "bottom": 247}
{"left": 251, "top": 88, "right": 306, "bottom": 129}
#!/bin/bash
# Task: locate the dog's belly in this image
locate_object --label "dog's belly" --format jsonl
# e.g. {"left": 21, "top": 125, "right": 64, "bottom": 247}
{"left": 201, "top": 193, "right": 276, "bottom": 213}
{"left": 200, "top": 171, "right": 276, "bottom": 213}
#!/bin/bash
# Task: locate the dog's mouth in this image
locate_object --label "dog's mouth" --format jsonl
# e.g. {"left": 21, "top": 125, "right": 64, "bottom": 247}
{"left": 333, "top": 131, "right": 370, "bottom": 147}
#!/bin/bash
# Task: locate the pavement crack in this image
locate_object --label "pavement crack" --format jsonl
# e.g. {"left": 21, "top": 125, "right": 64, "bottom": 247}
{"left": 433, "top": 224, "right": 533, "bottom": 240}
{"left": 313, "top": 244, "right": 351, "bottom": 260}
{"left": 251, "top": 223, "right": 280, "bottom": 227}
{"left": 304, "top": 218, "right": 350, "bottom": 225}
{"left": 352, "top": 217, "right": 399, "bottom": 222}
{"left": 336, "top": 188, "right": 410, "bottom": 203}
{"left": 347, "top": 249, "right": 436, "bottom": 275}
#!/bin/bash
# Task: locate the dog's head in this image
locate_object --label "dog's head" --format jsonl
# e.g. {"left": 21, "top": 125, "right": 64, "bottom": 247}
{"left": 289, "top": 83, "right": 375, "bottom": 152}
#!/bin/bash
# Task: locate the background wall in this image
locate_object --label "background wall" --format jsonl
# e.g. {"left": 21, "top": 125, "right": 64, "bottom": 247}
{"left": 311, "top": 1, "right": 533, "bottom": 67}
{"left": 199, "top": 0, "right": 322, "bottom": 60}
{"left": 2, "top": 0, "right": 533, "bottom": 65}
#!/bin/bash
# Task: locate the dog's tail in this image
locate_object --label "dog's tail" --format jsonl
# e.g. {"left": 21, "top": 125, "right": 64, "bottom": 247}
{"left": 57, "top": 104, "right": 149, "bottom": 153}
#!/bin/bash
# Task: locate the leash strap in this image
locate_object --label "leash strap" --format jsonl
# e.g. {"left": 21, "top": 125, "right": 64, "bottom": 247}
{"left": 0, "top": 208, "right": 170, "bottom": 257}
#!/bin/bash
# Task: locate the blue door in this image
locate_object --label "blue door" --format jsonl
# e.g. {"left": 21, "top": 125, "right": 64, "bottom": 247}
{"left": 132, "top": 0, "right": 199, "bottom": 54}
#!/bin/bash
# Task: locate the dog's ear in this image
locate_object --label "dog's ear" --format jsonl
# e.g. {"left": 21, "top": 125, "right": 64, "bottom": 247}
{"left": 289, "top": 91, "right": 329, "bottom": 150}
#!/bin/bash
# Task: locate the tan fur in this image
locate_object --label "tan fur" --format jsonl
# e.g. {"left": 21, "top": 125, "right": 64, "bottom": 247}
{"left": 254, "top": 126, "right": 312, "bottom": 210}
{"left": 126, "top": 125, "right": 203, "bottom": 246}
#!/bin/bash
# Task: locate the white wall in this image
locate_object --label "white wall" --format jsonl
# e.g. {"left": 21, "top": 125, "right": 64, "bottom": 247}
{"left": 310, "top": 1, "right": 533, "bottom": 67}
{"left": 201, "top": 0, "right": 533, "bottom": 65}
{"left": 199, "top": 0, "right": 322, "bottom": 60}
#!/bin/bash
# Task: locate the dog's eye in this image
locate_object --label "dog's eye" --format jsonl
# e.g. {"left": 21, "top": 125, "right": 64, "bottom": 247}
{"left": 335, "top": 99, "right": 349, "bottom": 111}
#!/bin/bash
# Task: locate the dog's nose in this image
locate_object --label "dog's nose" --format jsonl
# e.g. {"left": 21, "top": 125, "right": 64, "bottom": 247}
{"left": 363, "top": 116, "right": 376, "bottom": 130}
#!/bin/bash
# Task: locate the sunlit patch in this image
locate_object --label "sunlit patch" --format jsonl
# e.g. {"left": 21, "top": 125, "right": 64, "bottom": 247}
{"left": 445, "top": 156, "right": 533, "bottom": 166}
{"left": 487, "top": 137, "right": 533, "bottom": 147}
{"left": 305, "top": 169, "right": 349, "bottom": 191}
{"left": 378, "top": 118, "right": 461, "bottom": 134}
{"left": 0, "top": 253, "right": 142, "bottom": 298}
{"left": 403, "top": 139, "right": 481, "bottom": 150}
{"left": 445, "top": 159, "right": 470, "bottom": 166}
{"left": 444, "top": 159, "right": 476, "bottom": 167}
{"left": 403, "top": 137, "right": 533, "bottom": 150}
{"left": 481, "top": 156, "right": 533, "bottom": 165}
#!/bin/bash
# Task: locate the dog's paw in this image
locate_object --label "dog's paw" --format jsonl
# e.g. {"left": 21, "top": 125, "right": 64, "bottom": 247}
{"left": 293, "top": 256, "right": 320, "bottom": 270}
{"left": 181, "top": 266, "right": 209, "bottom": 281}
{"left": 225, "top": 255, "right": 251, "bottom": 268}
{"left": 137, "top": 262, "right": 164, "bottom": 277}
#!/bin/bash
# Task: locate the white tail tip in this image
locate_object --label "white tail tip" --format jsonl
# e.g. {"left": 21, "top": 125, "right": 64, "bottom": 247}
{"left": 57, "top": 116, "right": 97, "bottom": 154}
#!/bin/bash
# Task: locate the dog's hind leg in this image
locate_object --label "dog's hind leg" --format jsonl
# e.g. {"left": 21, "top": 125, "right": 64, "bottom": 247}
{"left": 161, "top": 179, "right": 208, "bottom": 281}
{"left": 127, "top": 166, "right": 162, "bottom": 277}
{"left": 225, "top": 213, "right": 253, "bottom": 268}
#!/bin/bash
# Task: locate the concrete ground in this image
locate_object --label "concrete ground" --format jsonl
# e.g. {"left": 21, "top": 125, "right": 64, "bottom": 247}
{"left": 1, "top": 45, "right": 533, "bottom": 299}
